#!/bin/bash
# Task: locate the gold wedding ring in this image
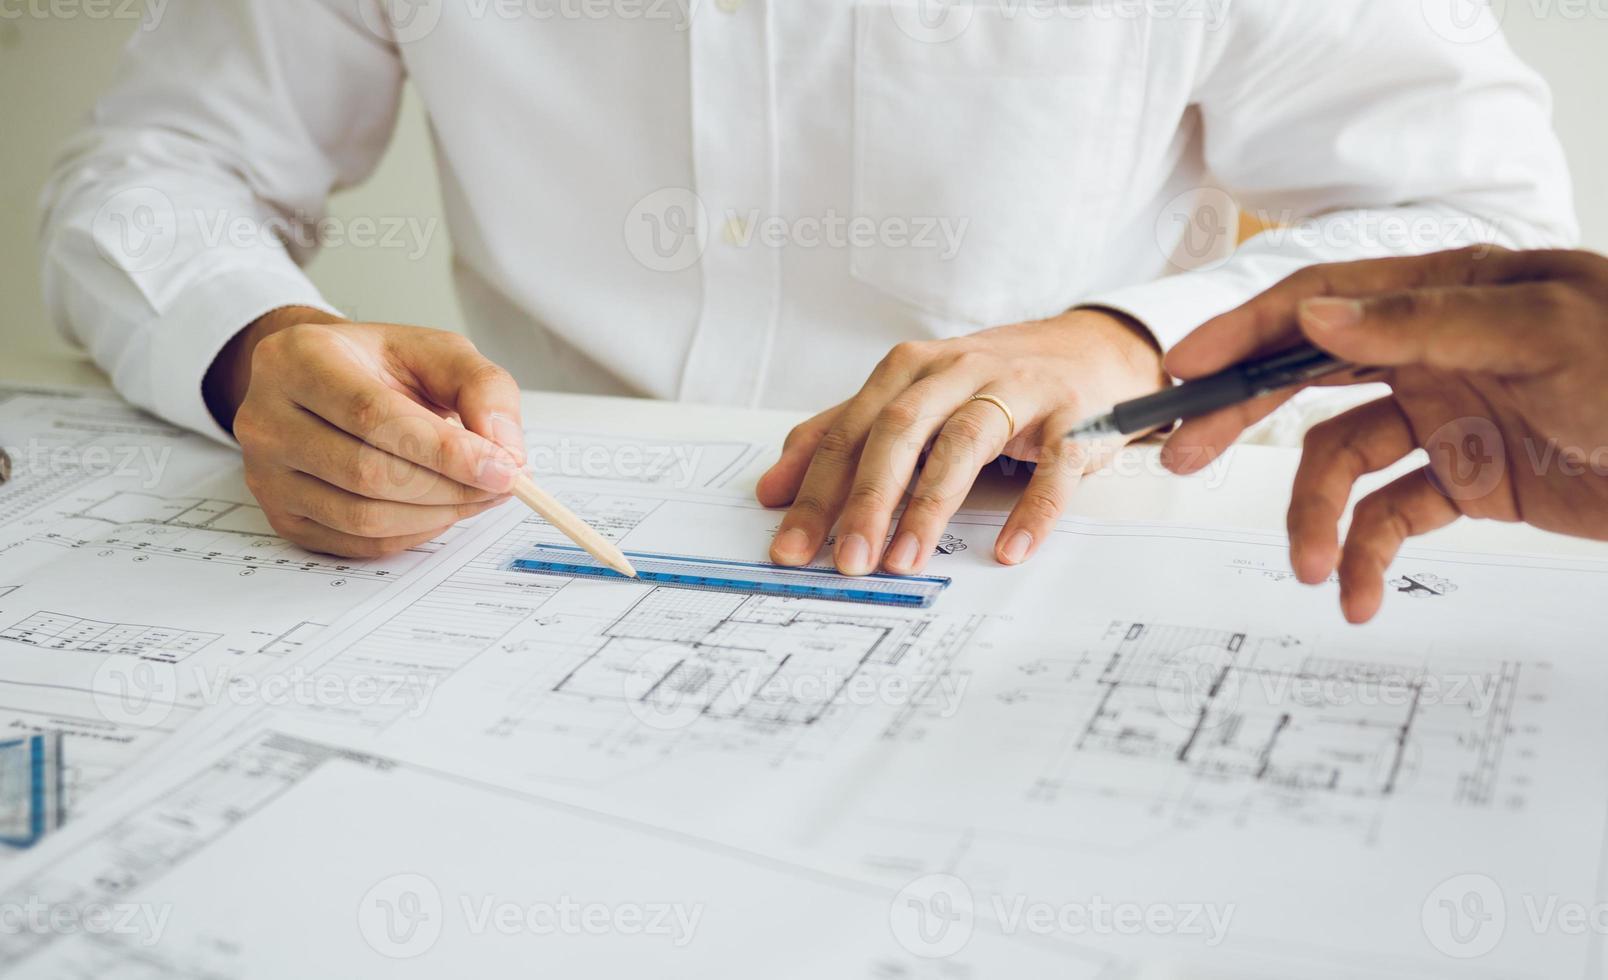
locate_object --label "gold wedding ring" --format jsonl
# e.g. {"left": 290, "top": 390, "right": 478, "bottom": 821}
{"left": 967, "top": 393, "right": 1016, "bottom": 440}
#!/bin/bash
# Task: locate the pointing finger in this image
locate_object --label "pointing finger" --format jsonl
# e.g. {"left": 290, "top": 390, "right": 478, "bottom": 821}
{"left": 1286, "top": 398, "right": 1417, "bottom": 585}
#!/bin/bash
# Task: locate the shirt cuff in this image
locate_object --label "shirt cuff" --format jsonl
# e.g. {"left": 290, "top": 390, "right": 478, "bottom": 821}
{"left": 1079, "top": 269, "right": 1264, "bottom": 354}
{"left": 140, "top": 269, "right": 340, "bottom": 446}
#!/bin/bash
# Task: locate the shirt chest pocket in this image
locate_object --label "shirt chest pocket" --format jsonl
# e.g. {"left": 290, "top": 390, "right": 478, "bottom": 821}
{"left": 851, "top": 2, "right": 1146, "bottom": 327}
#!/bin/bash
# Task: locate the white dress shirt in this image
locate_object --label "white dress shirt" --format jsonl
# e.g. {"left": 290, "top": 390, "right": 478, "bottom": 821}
{"left": 40, "top": 0, "right": 1576, "bottom": 444}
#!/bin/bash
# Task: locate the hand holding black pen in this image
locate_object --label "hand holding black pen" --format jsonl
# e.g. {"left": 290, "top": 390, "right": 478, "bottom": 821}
{"left": 1065, "top": 344, "right": 1352, "bottom": 442}
{"left": 1147, "top": 247, "right": 1608, "bottom": 624}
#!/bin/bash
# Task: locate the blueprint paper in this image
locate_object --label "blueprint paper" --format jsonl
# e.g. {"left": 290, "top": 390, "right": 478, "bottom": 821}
{"left": 0, "top": 385, "right": 767, "bottom": 818}
{"left": 239, "top": 484, "right": 1608, "bottom": 978}
{"left": 0, "top": 718, "right": 1106, "bottom": 978}
{"left": 6, "top": 384, "right": 1608, "bottom": 977}
{"left": 0, "top": 454, "right": 468, "bottom": 810}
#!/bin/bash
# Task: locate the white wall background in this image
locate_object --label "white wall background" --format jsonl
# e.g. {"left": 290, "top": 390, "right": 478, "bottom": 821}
{"left": 1, "top": 8, "right": 1604, "bottom": 373}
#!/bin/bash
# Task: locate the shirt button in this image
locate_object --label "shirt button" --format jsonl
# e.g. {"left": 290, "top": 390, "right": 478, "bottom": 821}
{"left": 722, "top": 217, "right": 749, "bottom": 246}
{"left": 715, "top": 0, "right": 744, "bottom": 13}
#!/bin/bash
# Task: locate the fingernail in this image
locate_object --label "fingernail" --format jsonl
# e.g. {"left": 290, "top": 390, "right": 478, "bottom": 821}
{"left": 489, "top": 413, "right": 526, "bottom": 462}
{"left": 773, "top": 528, "right": 812, "bottom": 565}
{"left": 1000, "top": 530, "right": 1033, "bottom": 565}
{"left": 885, "top": 532, "right": 921, "bottom": 573}
{"left": 477, "top": 451, "right": 520, "bottom": 491}
{"left": 836, "top": 533, "right": 872, "bottom": 576}
{"left": 1301, "top": 298, "right": 1363, "bottom": 331}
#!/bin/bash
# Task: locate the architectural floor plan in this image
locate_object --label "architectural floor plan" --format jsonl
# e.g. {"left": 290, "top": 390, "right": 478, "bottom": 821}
{"left": 6, "top": 384, "right": 1608, "bottom": 978}
{"left": 211, "top": 484, "right": 1608, "bottom": 980}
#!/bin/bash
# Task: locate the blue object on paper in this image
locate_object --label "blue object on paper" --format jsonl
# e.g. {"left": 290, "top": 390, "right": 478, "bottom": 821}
{"left": 0, "top": 733, "right": 65, "bottom": 849}
{"left": 512, "top": 544, "right": 951, "bottom": 608}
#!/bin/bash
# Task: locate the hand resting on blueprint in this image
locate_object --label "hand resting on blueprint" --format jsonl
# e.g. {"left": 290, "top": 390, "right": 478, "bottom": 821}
{"left": 1163, "top": 247, "right": 1608, "bottom": 623}
{"left": 758, "top": 309, "right": 1168, "bottom": 577}
{"left": 203, "top": 307, "right": 524, "bottom": 557}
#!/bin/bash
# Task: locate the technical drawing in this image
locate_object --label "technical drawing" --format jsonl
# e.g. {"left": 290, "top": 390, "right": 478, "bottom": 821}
{"left": 0, "top": 466, "right": 100, "bottom": 531}
{"left": 1077, "top": 623, "right": 1419, "bottom": 795}
{"left": 0, "top": 610, "right": 221, "bottom": 663}
{"left": 1226, "top": 558, "right": 1337, "bottom": 586}
{"left": 1018, "top": 620, "right": 1529, "bottom": 838}
{"left": 259, "top": 621, "right": 328, "bottom": 657}
{"left": 554, "top": 590, "right": 934, "bottom": 726}
{"left": 0, "top": 386, "right": 190, "bottom": 528}
{"left": 30, "top": 492, "right": 440, "bottom": 580}
{"left": 1389, "top": 572, "right": 1458, "bottom": 598}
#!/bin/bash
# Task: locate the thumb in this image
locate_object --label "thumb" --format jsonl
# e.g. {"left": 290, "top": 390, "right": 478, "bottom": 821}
{"left": 1298, "top": 284, "right": 1565, "bottom": 377}
{"left": 401, "top": 332, "right": 527, "bottom": 464}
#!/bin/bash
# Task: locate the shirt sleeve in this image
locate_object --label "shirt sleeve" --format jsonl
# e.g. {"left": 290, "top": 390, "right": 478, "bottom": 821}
{"left": 1082, "top": 0, "right": 1579, "bottom": 353}
{"left": 38, "top": 0, "right": 407, "bottom": 444}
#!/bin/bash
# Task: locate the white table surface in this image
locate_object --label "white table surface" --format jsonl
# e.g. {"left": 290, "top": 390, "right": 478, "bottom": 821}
{"left": 7, "top": 351, "right": 1606, "bottom": 565}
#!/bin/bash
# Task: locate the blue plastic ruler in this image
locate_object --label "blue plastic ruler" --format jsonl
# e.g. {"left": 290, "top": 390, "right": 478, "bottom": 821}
{"left": 510, "top": 544, "right": 951, "bottom": 608}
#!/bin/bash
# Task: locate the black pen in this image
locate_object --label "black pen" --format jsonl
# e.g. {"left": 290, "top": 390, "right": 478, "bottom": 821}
{"left": 1066, "top": 343, "right": 1353, "bottom": 441}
